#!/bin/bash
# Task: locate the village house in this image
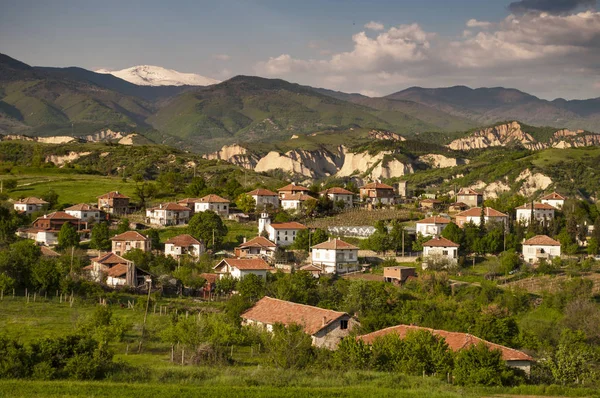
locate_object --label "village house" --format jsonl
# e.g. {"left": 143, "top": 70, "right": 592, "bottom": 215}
{"left": 454, "top": 207, "right": 509, "bottom": 229}
{"left": 415, "top": 216, "right": 452, "bottom": 237}
{"left": 164, "top": 234, "right": 205, "bottom": 259}
{"left": 213, "top": 258, "right": 272, "bottom": 279}
{"left": 319, "top": 187, "right": 354, "bottom": 209}
{"left": 146, "top": 203, "right": 191, "bottom": 226}
{"left": 65, "top": 204, "right": 103, "bottom": 222}
{"left": 281, "top": 193, "right": 316, "bottom": 211}
{"left": 13, "top": 197, "right": 48, "bottom": 215}
{"left": 522, "top": 235, "right": 561, "bottom": 264}
{"left": 241, "top": 296, "right": 358, "bottom": 349}
{"left": 448, "top": 202, "right": 469, "bottom": 213}
{"left": 357, "top": 324, "right": 534, "bottom": 374}
{"left": 234, "top": 236, "right": 277, "bottom": 259}
{"left": 26, "top": 211, "right": 88, "bottom": 246}
{"left": 265, "top": 220, "right": 307, "bottom": 246}
{"left": 422, "top": 237, "right": 459, "bottom": 268}
{"left": 247, "top": 188, "right": 279, "bottom": 210}
{"left": 97, "top": 191, "right": 129, "bottom": 215}
{"left": 456, "top": 188, "right": 483, "bottom": 208}
{"left": 515, "top": 202, "right": 556, "bottom": 226}
{"left": 360, "top": 181, "right": 396, "bottom": 206}
{"left": 195, "top": 194, "right": 230, "bottom": 216}
{"left": 110, "top": 231, "right": 151, "bottom": 256}
{"left": 177, "top": 198, "right": 200, "bottom": 213}
{"left": 395, "top": 181, "right": 408, "bottom": 198}
{"left": 419, "top": 198, "right": 442, "bottom": 210}
{"left": 83, "top": 252, "right": 139, "bottom": 287}
{"left": 540, "top": 192, "right": 566, "bottom": 210}
{"left": 277, "top": 183, "right": 310, "bottom": 200}
{"left": 299, "top": 264, "right": 323, "bottom": 278}
{"left": 311, "top": 238, "right": 360, "bottom": 274}
{"left": 383, "top": 266, "right": 416, "bottom": 284}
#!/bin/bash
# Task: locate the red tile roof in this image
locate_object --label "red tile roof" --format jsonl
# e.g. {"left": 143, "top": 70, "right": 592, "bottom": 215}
{"left": 238, "top": 236, "right": 277, "bottom": 249}
{"left": 417, "top": 216, "right": 451, "bottom": 224}
{"left": 311, "top": 238, "right": 358, "bottom": 250}
{"left": 40, "top": 246, "right": 60, "bottom": 257}
{"left": 457, "top": 188, "right": 482, "bottom": 196}
{"left": 516, "top": 203, "right": 557, "bottom": 210}
{"left": 111, "top": 231, "right": 148, "bottom": 242}
{"left": 34, "top": 211, "right": 79, "bottom": 221}
{"left": 299, "top": 264, "right": 323, "bottom": 272}
{"left": 449, "top": 202, "right": 468, "bottom": 208}
{"left": 65, "top": 204, "right": 100, "bottom": 211}
{"left": 148, "top": 202, "right": 190, "bottom": 211}
{"left": 455, "top": 207, "right": 508, "bottom": 218}
{"left": 320, "top": 187, "right": 354, "bottom": 195}
{"left": 241, "top": 296, "right": 348, "bottom": 335}
{"left": 269, "top": 222, "right": 308, "bottom": 230}
{"left": 523, "top": 235, "right": 561, "bottom": 246}
{"left": 106, "top": 263, "right": 129, "bottom": 278}
{"left": 91, "top": 252, "right": 130, "bottom": 265}
{"left": 200, "top": 273, "right": 218, "bottom": 284}
{"left": 177, "top": 198, "right": 201, "bottom": 204}
{"left": 165, "top": 234, "right": 202, "bottom": 246}
{"left": 423, "top": 237, "right": 460, "bottom": 248}
{"left": 199, "top": 194, "right": 230, "bottom": 203}
{"left": 541, "top": 192, "right": 566, "bottom": 200}
{"left": 358, "top": 324, "right": 533, "bottom": 361}
{"left": 278, "top": 183, "right": 310, "bottom": 192}
{"left": 361, "top": 182, "right": 394, "bottom": 190}
{"left": 247, "top": 188, "right": 278, "bottom": 196}
{"left": 282, "top": 193, "right": 316, "bottom": 202}
{"left": 215, "top": 258, "right": 272, "bottom": 271}
{"left": 98, "top": 191, "right": 129, "bottom": 199}
{"left": 14, "top": 197, "right": 48, "bottom": 205}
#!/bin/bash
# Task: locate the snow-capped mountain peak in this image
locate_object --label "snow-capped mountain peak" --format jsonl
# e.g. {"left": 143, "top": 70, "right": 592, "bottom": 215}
{"left": 96, "top": 65, "right": 220, "bottom": 86}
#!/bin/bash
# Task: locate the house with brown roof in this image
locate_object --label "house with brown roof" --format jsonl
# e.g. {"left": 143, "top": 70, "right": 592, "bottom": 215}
{"left": 281, "top": 193, "right": 316, "bottom": 212}
{"left": 265, "top": 221, "right": 307, "bottom": 246}
{"left": 516, "top": 202, "right": 556, "bottom": 226}
{"left": 165, "top": 234, "right": 205, "bottom": 259}
{"left": 540, "top": 192, "right": 566, "bottom": 210}
{"left": 383, "top": 266, "right": 416, "bottom": 284}
{"left": 419, "top": 198, "right": 442, "bottom": 210}
{"left": 65, "top": 204, "right": 103, "bottom": 222}
{"left": 320, "top": 187, "right": 354, "bottom": 209}
{"left": 83, "top": 252, "right": 148, "bottom": 287}
{"left": 416, "top": 216, "right": 452, "bottom": 237}
{"left": 522, "top": 235, "right": 561, "bottom": 264}
{"left": 195, "top": 194, "right": 230, "bottom": 216}
{"left": 177, "top": 198, "right": 201, "bottom": 213}
{"left": 456, "top": 188, "right": 483, "bottom": 208}
{"left": 357, "top": 324, "right": 533, "bottom": 373}
{"left": 422, "top": 237, "right": 460, "bottom": 268}
{"left": 247, "top": 188, "right": 279, "bottom": 210}
{"left": 241, "top": 296, "right": 358, "bottom": 349}
{"left": 13, "top": 197, "right": 48, "bottom": 215}
{"left": 455, "top": 207, "right": 508, "bottom": 229}
{"left": 277, "top": 183, "right": 310, "bottom": 200}
{"left": 360, "top": 181, "right": 396, "bottom": 206}
{"left": 27, "top": 212, "right": 88, "bottom": 246}
{"left": 448, "top": 202, "right": 469, "bottom": 213}
{"left": 311, "top": 238, "right": 360, "bottom": 274}
{"left": 97, "top": 191, "right": 129, "bottom": 215}
{"left": 213, "top": 258, "right": 272, "bottom": 279}
{"left": 146, "top": 203, "right": 191, "bottom": 226}
{"left": 111, "top": 231, "right": 151, "bottom": 255}
{"left": 235, "top": 236, "right": 277, "bottom": 259}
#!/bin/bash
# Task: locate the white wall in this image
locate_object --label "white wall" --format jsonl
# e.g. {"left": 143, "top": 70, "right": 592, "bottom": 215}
{"left": 416, "top": 223, "right": 447, "bottom": 237}
{"left": 523, "top": 244, "right": 561, "bottom": 263}
{"left": 254, "top": 195, "right": 279, "bottom": 209}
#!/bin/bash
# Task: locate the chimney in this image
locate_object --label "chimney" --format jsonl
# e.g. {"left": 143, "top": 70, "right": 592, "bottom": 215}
{"left": 322, "top": 316, "right": 327, "bottom": 326}
{"left": 243, "top": 237, "right": 247, "bottom": 243}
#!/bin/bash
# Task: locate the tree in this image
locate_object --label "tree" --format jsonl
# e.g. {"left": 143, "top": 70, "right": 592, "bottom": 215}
{"left": 0, "top": 240, "right": 42, "bottom": 287}
{"left": 157, "top": 171, "right": 184, "bottom": 195}
{"left": 333, "top": 337, "right": 371, "bottom": 370}
{"left": 441, "top": 222, "right": 463, "bottom": 247}
{"left": 146, "top": 229, "right": 161, "bottom": 251}
{"left": 587, "top": 237, "right": 598, "bottom": 255}
{"left": 90, "top": 223, "right": 110, "bottom": 251}
{"left": 266, "top": 323, "right": 314, "bottom": 369}
{"left": 548, "top": 330, "right": 593, "bottom": 385}
{"left": 116, "top": 218, "right": 130, "bottom": 234}
{"left": 133, "top": 180, "right": 157, "bottom": 209}
{"left": 188, "top": 211, "right": 228, "bottom": 250}
{"left": 454, "top": 342, "right": 509, "bottom": 386}
{"left": 399, "top": 330, "right": 454, "bottom": 376}
{"left": 0, "top": 206, "right": 19, "bottom": 246}
{"left": 499, "top": 250, "right": 520, "bottom": 276}
{"left": 185, "top": 177, "right": 206, "bottom": 197}
{"left": 41, "top": 189, "right": 59, "bottom": 209}
{"left": 237, "top": 273, "right": 265, "bottom": 303}
{"left": 1, "top": 179, "right": 17, "bottom": 192}
{"left": 235, "top": 194, "right": 256, "bottom": 214}
{"left": 292, "top": 228, "right": 328, "bottom": 251}
{"left": 58, "top": 223, "right": 79, "bottom": 249}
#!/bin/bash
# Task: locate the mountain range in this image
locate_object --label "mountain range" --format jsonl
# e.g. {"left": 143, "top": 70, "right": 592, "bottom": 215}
{"left": 95, "top": 65, "right": 220, "bottom": 87}
{"left": 2, "top": 53, "right": 600, "bottom": 153}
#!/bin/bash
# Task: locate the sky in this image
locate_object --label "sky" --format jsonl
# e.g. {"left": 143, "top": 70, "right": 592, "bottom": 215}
{"left": 1, "top": 0, "right": 599, "bottom": 99}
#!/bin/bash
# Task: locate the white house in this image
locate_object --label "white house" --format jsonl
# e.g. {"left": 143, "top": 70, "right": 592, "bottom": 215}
{"left": 164, "top": 234, "right": 205, "bottom": 259}
{"left": 146, "top": 203, "right": 191, "bottom": 226}
{"left": 213, "top": 258, "right": 272, "bottom": 279}
{"left": 522, "top": 235, "right": 561, "bottom": 264}
{"left": 456, "top": 188, "right": 483, "bottom": 208}
{"left": 83, "top": 252, "right": 137, "bottom": 287}
{"left": 265, "top": 221, "right": 307, "bottom": 246}
{"left": 13, "top": 197, "right": 48, "bottom": 215}
{"left": 540, "top": 192, "right": 566, "bottom": 210}
{"left": 111, "top": 231, "right": 151, "bottom": 255}
{"left": 455, "top": 207, "right": 509, "bottom": 229}
{"left": 277, "top": 183, "right": 310, "bottom": 199}
{"left": 235, "top": 236, "right": 277, "bottom": 259}
{"left": 515, "top": 203, "right": 556, "bottom": 226}
{"left": 360, "top": 182, "right": 396, "bottom": 206}
{"left": 247, "top": 189, "right": 279, "bottom": 210}
{"left": 311, "top": 238, "right": 360, "bottom": 274}
{"left": 65, "top": 204, "right": 103, "bottom": 222}
{"left": 281, "top": 193, "right": 316, "bottom": 211}
{"left": 320, "top": 187, "right": 354, "bottom": 209}
{"left": 422, "top": 237, "right": 459, "bottom": 268}
{"left": 195, "top": 194, "right": 230, "bottom": 216}
{"left": 416, "top": 216, "right": 452, "bottom": 237}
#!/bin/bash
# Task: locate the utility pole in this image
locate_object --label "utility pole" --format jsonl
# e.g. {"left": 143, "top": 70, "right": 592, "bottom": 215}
{"left": 139, "top": 277, "right": 152, "bottom": 353}
{"left": 402, "top": 228, "right": 405, "bottom": 257}
{"left": 70, "top": 246, "right": 75, "bottom": 276}
{"left": 212, "top": 228, "right": 215, "bottom": 249}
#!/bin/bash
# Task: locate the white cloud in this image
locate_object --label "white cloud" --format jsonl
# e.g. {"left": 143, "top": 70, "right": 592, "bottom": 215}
{"left": 213, "top": 54, "right": 231, "bottom": 61}
{"left": 466, "top": 19, "right": 492, "bottom": 28}
{"left": 364, "top": 21, "right": 385, "bottom": 31}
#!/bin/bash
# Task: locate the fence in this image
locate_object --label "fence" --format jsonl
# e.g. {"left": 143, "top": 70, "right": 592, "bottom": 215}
{"left": 327, "top": 225, "right": 376, "bottom": 238}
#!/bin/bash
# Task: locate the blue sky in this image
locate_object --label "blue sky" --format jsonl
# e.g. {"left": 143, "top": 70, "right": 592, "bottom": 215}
{"left": 1, "top": 0, "right": 599, "bottom": 99}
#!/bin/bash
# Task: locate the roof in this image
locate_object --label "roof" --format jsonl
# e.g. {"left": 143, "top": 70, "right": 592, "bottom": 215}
{"left": 177, "top": 198, "right": 201, "bottom": 204}
{"left": 40, "top": 246, "right": 60, "bottom": 257}
{"left": 417, "top": 216, "right": 451, "bottom": 224}
{"left": 247, "top": 188, "right": 278, "bottom": 196}
{"left": 541, "top": 192, "right": 566, "bottom": 201}
{"left": 199, "top": 194, "right": 230, "bottom": 203}
{"left": 516, "top": 203, "right": 557, "bottom": 210}
{"left": 278, "top": 183, "right": 310, "bottom": 192}
{"left": 423, "top": 237, "right": 460, "bottom": 248}
{"left": 105, "top": 263, "right": 129, "bottom": 278}
{"left": 14, "top": 197, "right": 48, "bottom": 205}
{"left": 455, "top": 207, "right": 508, "bottom": 218}
{"left": 91, "top": 252, "right": 130, "bottom": 265}
{"left": 241, "top": 296, "right": 348, "bottom": 335}
{"left": 420, "top": 199, "right": 442, "bottom": 204}
{"left": 110, "top": 231, "right": 149, "bottom": 242}
{"left": 215, "top": 258, "right": 272, "bottom": 271}
{"left": 449, "top": 202, "right": 468, "bottom": 207}
{"left": 281, "top": 193, "right": 316, "bottom": 202}
{"left": 523, "top": 235, "right": 561, "bottom": 246}
{"left": 65, "top": 204, "right": 100, "bottom": 211}
{"left": 457, "top": 188, "right": 483, "bottom": 196}
{"left": 97, "top": 191, "right": 129, "bottom": 199}
{"left": 148, "top": 202, "right": 190, "bottom": 211}
{"left": 299, "top": 264, "right": 323, "bottom": 272}
{"left": 165, "top": 234, "right": 202, "bottom": 246}
{"left": 357, "top": 324, "right": 533, "bottom": 362}
{"left": 238, "top": 236, "right": 277, "bottom": 249}
{"left": 361, "top": 182, "right": 394, "bottom": 190}
{"left": 320, "top": 187, "right": 354, "bottom": 195}
{"left": 269, "top": 222, "right": 308, "bottom": 230}
{"left": 200, "top": 273, "right": 218, "bottom": 284}
{"left": 312, "top": 238, "right": 358, "bottom": 250}
{"left": 34, "top": 211, "right": 79, "bottom": 221}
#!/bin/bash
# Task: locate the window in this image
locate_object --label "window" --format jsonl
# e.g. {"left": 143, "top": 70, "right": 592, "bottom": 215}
{"left": 315, "top": 251, "right": 320, "bottom": 259}
{"left": 442, "top": 250, "right": 448, "bottom": 256}
{"left": 340, "top": 320, "right": 348, "bottom": 330}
